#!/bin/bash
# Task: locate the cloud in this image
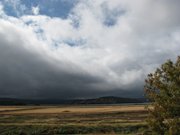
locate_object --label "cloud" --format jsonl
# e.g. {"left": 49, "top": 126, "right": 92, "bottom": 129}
{"left": 0, "top": 0, "right": 180, "bottom": 99}
{"left": 32, "top": 6, "right": 40, "bottom": 15}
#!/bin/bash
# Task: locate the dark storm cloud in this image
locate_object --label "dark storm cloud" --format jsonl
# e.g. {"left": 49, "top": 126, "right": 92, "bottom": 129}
{"left": 0, "top": 35, "right": 103, "bottom": 99}
{"left": 0, "top": 20, "right": 105, "bottom": 99}
{"left": 0, "top": 25, "right": 142, "bottom": 99}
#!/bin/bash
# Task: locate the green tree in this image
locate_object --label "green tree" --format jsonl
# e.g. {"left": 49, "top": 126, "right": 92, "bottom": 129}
{"left": 144, "top": 56, "right": 180, "bottom": 135}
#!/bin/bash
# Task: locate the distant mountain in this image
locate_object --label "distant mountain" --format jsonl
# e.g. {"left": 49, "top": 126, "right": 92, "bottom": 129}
{"left": 0, "top": 98, "right": 27, "bottom": 105}
{"left": 70, "top": 96, "right": 146, "bottom": 104}
{"left": 0, "top": 98, "right": 68, "bottom": 105}
{"left": 0, "top": 96, "right": 147, "bottom": 105}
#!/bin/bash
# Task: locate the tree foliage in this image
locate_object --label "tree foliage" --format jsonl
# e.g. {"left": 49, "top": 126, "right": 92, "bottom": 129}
{"left": 145, "top": 56, "right": 180, "bottom": 135}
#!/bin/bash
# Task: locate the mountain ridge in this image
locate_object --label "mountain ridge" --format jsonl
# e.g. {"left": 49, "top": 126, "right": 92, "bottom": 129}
{"left": 0, "top": 96, "right": 147, "bottom": 105}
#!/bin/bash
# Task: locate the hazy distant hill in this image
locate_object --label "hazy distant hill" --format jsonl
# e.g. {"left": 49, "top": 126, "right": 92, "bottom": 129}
{"left": 70, "top": 96, "right": 146, "bottom": 104}
{"left": 0, "top": 96, "right": 146, "bottom": 105}
{"left": 0, "top": 98, "right": 27, "bottom": 105}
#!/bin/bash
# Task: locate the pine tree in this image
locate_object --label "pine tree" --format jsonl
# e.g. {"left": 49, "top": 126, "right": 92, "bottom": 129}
{"left": 145, "top": 56, "right": 180, "bottom": 135}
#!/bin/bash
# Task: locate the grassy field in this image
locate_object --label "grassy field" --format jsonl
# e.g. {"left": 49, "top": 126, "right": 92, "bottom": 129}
{"left": 0, "top": 105, "right": 149, "bottom": 135}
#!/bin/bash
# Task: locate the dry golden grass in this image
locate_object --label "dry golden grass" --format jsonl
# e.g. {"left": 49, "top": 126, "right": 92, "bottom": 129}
{"left": 0, "top": 105, "right": 148, "bottom": 134}
{"left": 0, "top": 106, "right": 27, "bottom": 111}
{"left": 0, "top": 105, "right": 145, "bottom": 114}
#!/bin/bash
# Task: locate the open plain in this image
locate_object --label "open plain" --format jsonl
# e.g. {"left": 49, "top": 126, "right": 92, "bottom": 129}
{"left": 0, "top": 105, "right": 148, "bottom": 135}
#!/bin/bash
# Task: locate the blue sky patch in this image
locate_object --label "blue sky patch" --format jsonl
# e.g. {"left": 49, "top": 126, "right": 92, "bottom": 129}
{"left": 2, "top": 0, "right": 78, "bottom": 18}
{"left": 64, "top": 38, "right": 86, "bottom": 47}
{"left": 101, "top": 3, "right": 126, "bottom": 27}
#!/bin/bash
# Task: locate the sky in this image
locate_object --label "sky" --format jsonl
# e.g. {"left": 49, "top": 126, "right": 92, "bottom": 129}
{"left": 0, "top": 0, "right": 180, "bottom": 99}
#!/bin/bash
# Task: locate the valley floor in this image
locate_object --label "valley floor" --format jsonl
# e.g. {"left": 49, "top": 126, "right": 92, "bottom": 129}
{"left": 0, "top": 105, "right": 148, "bottom": 135}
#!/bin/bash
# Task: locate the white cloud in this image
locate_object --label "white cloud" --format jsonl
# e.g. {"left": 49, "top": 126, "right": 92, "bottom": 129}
{"left": 32, "top": 6, "right": 40, "bottom": 15}
{"left": 0, "top": 3, "right": 3, "bottom": 14}
{"left": 0, "top": 0, "right": 180, "bottom": 98}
